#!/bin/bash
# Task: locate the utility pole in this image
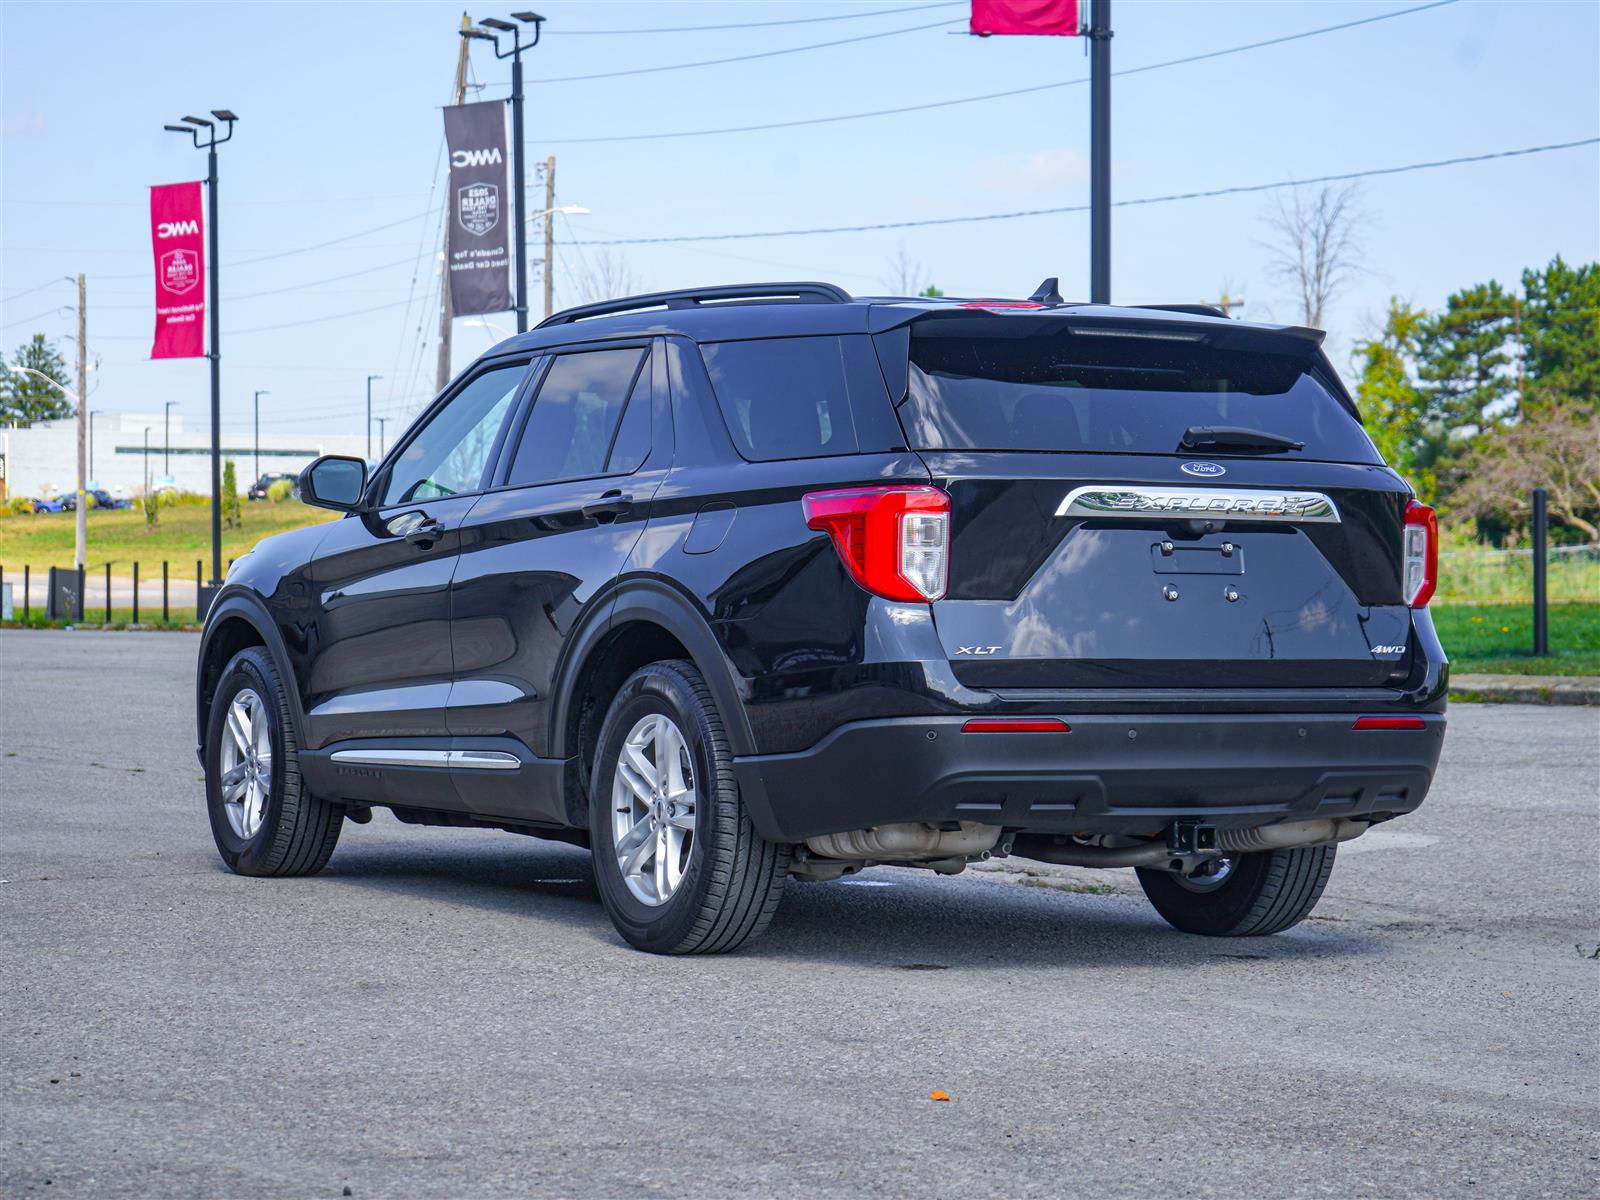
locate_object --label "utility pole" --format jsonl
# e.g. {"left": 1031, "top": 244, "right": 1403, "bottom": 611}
{"left": 143, "top": 428, "right": 151, "bottom": 499}
{"left": 366, "top": 374, "right": 382, "bottom": 461}
{"left": 543, "top": 154, "right": 556, "bottom": 319}
{"left": 1208, "top": 293, "right": 1245, "bottom": 317}
{"left": 253, "top": 389, "right": 268, "bottom": 480}
{"left": 89, "top": 410, "right": 102, "bottom": 483}
{"left": 74, "top": 272, "right": 87, "bottom": 570}
{"left": 1513, "top": 293, "right": 1525, "bottom": 412}
{"left": 436, "top": 12, "right": 473, "bottom": 393}
{"left": 1089, "top": 0, "right": 1111, "bottom": 305}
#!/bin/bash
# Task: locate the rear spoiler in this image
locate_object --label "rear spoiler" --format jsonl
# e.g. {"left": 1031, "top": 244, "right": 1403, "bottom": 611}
{"left": 868, "top": 306, "right": 1355, "bottom": 415}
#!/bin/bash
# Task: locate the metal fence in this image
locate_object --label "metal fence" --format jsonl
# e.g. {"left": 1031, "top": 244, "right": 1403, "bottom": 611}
{"left": 0, "top": 561, "right": 214, "bottom": 625}
{"left": 1437, "top": 545, "right": 1600, "bottom": 604}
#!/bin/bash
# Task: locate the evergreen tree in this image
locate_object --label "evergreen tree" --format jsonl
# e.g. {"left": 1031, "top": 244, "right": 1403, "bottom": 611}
{"left": 0, "top": 334, "right": 73, "bottom": 426}
{"left": 1520, "top": 256, "right": 1600, "bottom": 408}
{"left": 222, "top": 459, "right": 241, "bottom": 529}
{"left": 1415, "top": 281, "right": 1515, "bottom": 437}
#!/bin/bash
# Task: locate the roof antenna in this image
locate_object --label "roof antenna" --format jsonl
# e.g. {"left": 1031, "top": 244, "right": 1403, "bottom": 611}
{"left": 1028, "top": 277, "right": 1064, "bottom": 307}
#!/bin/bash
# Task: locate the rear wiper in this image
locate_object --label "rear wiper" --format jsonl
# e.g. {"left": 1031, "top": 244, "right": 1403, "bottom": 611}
{"left": 1179, "top": 425, "right": 1305, "bottom": 453}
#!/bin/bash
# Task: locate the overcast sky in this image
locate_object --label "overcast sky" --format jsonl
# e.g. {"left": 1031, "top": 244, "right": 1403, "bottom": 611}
{"left": 3, "top": 0, "right": 1596, "bottom": 441}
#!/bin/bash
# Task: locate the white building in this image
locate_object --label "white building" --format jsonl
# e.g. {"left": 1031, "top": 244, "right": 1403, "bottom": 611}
{"left": 1, "top": 412, "right": 368, "bottom": 500}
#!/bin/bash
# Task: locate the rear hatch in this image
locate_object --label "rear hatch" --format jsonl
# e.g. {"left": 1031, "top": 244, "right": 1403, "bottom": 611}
{"left": 876, "top": 308, "right": 1415, "bottom": 689}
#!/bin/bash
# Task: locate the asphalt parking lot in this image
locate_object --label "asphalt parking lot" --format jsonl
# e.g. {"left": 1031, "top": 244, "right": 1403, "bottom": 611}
{"left": 3, "top": 629, "right": 1596, "bottom": 1198}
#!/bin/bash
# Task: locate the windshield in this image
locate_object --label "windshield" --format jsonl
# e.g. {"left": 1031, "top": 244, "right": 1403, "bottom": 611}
{"left": 898, "top": 323, "right": 1380, "bottom": 464}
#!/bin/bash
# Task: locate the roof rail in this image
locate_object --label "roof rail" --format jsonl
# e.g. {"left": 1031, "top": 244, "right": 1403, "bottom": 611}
{"left": 537, "top": 282, "right": 852, "bottom": 328}
{"left": 1134, "top": 303, "right": 1231, "bottom": 319}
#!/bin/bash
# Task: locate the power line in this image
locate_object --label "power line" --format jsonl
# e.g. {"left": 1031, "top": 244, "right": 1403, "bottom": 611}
{"left": 1, "top": 305, "right": 70, "bottom": 332}
{"left": 2, "top": 277, "right": 69, "bottom": 304}
{"left": 530, "top": 16, "right": 961, "bottom": 85}
{"left": 567, "top": 138, "right": 1599, "bottom": 245}
{"left": 229, "top": 298, "right": 417, "bottom": 336}
{"left": 552, "top": 2, "right": 962, "bottom": 35}
{"left": 543, "top": 0, "right": 1458, "bottom": 143}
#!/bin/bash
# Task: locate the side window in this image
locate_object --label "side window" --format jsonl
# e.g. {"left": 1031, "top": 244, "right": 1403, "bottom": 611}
{"left": 507, "top": 347, "right": 646, "bottom": 485}
{"left": 700, "top": 336, "right": 859, "bottom": 462}
{"left": 605, "top": 369, "right": 652, "bottom": 474}
{"left": 380, "top": 362, "right": 527, "bottom": 507}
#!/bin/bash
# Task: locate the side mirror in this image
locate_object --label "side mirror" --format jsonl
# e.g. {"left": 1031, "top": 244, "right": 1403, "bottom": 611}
{"left": 298, "top": 455, "right": 368, "bottom": 512}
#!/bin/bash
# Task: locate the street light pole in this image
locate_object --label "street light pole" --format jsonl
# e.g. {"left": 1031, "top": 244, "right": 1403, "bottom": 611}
{"left": 164, "top": 400, "right": 178, "bottom": 474}
{"left": 366, "top": 374, "right": 382, "bottom": 461}
{"left": 1089, "top": 0, "right": 1112, "bottom": 304}
{"left": 164, "top": 109, "right": 237, "bottom": 590}
{"left": 253, "top": 389, "right": 268, "bottom": 480}
{"left": 464, "top": 12, "right": 545, "bottom": 334}
{"left": 377, "top": 417, "right": 389, "bottom": 458}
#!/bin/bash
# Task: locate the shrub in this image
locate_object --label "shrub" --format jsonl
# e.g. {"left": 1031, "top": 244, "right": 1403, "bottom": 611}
{"left": 266, "top": 478, "right": 294, "bottom": 504}
{"left": 222, "top": 460, "right": 241, "bottom": 529}
{"left": 5, "top": 495, "right": 35, "bottom": 516}
{"left": 84, "top": 491, "right": 98, "bottom": 510}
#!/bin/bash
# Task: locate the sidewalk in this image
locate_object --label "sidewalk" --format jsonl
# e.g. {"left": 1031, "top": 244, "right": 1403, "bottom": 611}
{"left": 1450, "top": 673, "right": 1600, "bottom": 706}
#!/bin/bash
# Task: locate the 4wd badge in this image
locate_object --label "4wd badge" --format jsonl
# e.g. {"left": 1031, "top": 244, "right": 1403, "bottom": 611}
{"left": 457, "top": 182, "right": 500, "bottom": 237}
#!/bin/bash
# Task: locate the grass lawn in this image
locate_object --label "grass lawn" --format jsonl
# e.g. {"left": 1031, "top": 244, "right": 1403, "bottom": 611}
{"left": 0, "top": 503, "right": 336, "bottom": 572}
{"left": 1432, "top": 602, "right": 1600, "bottom": 676}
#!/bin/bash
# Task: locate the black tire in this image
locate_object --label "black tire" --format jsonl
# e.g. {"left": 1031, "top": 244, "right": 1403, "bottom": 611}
{"left": 589, "top": 660, "right": 790, "bottom": 955}
{"left": 204, "top": 646, "right": 342, "bottom": 877}
{"left": 1136, "top": 845, "right": 1336, "bottom": 937}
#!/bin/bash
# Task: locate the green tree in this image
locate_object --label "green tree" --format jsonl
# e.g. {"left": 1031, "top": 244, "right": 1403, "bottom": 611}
{"left": 1451, "top": 395, "right": 1599, "bottom": 543}
{"left": 222, "top": 459, "right": 241, "bottom": 529}
{"left": 1520, "top": 256, "right": 1600, "bottom": 408}
{"left": 0, "top": 334, "right": 73, "bottom": 426}
{"left": 920, "top": 285, "right": 944, "bottom": 298}
{"left": 1352, "top": 300, "right": 1443, "bottom": 497}
{"left": 1415, "top": 280, "right": 1516, "bottom": 437}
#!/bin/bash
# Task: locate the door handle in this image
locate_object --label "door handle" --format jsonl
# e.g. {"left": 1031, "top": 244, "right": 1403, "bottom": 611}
{"left": 581, "top": 493, "right": 634, "bottom": 523}
{"left": 405, "top": 517, "right": 446, "bottom": 547}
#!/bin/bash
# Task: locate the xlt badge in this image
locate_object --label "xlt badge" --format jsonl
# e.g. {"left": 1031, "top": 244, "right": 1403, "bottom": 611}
{"left": 956, "top": 645, "right": 1003, "bottom": 656}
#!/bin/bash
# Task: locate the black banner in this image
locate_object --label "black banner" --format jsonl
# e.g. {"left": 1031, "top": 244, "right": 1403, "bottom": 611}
{"left": 443, "top": 100, "right": 512, "bottom": 317}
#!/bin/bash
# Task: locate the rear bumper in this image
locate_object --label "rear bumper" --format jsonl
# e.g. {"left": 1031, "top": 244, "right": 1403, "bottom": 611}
{"left": 734, "top": 711, "right": 1445, "bottom": 842}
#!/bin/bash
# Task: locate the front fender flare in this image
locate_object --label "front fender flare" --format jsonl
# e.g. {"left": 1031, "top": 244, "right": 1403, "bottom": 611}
{"left": 195, "top": 589, "right": 306, "bottom": 763}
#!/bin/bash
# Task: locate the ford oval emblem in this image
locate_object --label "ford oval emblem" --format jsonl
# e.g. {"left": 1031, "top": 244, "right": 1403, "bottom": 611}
{"left": 1181, "top": 461, "right": 1227, "bottom": 478}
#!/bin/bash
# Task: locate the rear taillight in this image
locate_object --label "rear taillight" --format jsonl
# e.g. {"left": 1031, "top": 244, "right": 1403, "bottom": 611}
{"left": 1403, "top": 501, "right": 1438, "bottom": 608}
{"left": 961, "top": 718, "right": 1071, "bottom": 733}
{"left": 802, "top": 485, "right": 950, "bottom": 602}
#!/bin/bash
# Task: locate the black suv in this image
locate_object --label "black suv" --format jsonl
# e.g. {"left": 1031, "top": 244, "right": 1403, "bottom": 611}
{"left": 196, "top": 282, "right": 1447, "bottom": 954}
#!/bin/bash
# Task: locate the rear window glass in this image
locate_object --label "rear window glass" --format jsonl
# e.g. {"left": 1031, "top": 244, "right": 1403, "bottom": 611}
{"left": 898, "top": 323, "right": 1379, "bottom": 463}
{"left": 701, "top": 336, "right": 858, "bottom": 461}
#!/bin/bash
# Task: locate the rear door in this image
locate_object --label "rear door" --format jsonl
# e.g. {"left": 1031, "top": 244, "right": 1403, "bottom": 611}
{"left": 882, "top": 312, "right": 1415, "bottom": 689}
{"left": 446, "top": 339, "right": 671, "bottom": 817}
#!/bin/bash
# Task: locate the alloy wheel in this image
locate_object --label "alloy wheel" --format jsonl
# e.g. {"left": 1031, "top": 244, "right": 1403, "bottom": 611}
{"left": 611, "top": 713, "right": 698, "bottom": 906}
{"left": 219, "top": 688, "right": 272, "bottom": 840}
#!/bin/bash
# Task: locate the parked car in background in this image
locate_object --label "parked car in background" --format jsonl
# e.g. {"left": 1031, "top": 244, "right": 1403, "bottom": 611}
{"left": 247, "top": 473, "right": 296, "bottom": 501}
{"left": 196, "top": 280, "right": 1448, "bottom": 955}
{"left": 33, "top": 494, "right": 71, "bottom": 513}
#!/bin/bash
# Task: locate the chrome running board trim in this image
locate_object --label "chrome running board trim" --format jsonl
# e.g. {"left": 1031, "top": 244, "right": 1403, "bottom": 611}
{"left": 329, "top": 749, "right": 521, "bottom": 771}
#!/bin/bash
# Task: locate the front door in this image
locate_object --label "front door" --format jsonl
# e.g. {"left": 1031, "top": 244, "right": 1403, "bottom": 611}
{"left": 447, "top": 340, "right": 672, "bottom": 823}
{"left": 300, "top": 359, "right": 532, "bottom": 749}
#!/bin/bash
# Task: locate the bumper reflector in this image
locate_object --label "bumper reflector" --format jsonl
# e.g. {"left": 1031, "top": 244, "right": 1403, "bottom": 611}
{"left": 961, "top": 718, "right": 1071, "bottom": 734}
{"left": 1352, "top": 716, "right": 1427, "bottom": 731}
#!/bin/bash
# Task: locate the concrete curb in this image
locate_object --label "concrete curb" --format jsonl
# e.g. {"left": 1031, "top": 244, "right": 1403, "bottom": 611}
{"left": 1450, "top": 673, "right": 1600, "bottom": 706}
